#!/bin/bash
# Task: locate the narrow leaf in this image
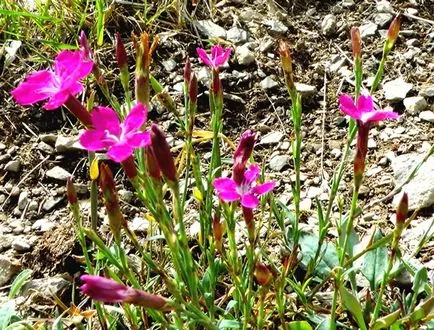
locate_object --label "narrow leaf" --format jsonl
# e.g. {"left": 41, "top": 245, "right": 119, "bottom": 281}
{"left": 361, "top": 229, "right": 388, "bottom": 290}
{"left": 339, "top": 286, "right": 367, "bottom": 330}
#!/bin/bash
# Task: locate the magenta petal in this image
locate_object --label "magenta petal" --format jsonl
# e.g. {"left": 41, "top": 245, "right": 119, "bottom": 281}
{"left": 197, "top": 48, "right": 213, "bottom": 67}
{"left": 357, "top": 94, "right": 374, "bottom": 113}
{"left": 11, "top": 70, "right": 58, "bottom": 105}
{"left": 241, "top": 194, "right": 259, "bottom": 208}
{"left": 66, "top": 81, "right": 85, "bottom": 96}
{"left": 55, "top": 50, "right": 93, "bottom": 80}
{"left": 361, "top": 110, "right": 399, "bottom": 123}
{"left": 214, "top": 48, "right": 231, "bottom": 67}
{"left": 211, "top": 45, "right": 223, "bottom": 59}
{"left": 213, "top": 177, "right": 237, "bottom": 192}
{"left": 79, "top": 130, "right": 108, "bottom": 150}
{"left": 219, "top": 190, "right": 241, "bottom": 202}
{"left": 253, "top": 181, "right": 275, "bottom": 195}
{"left": 126, "top": 131, "right": 151, "bottom": 148}
{"left": 244, "top": 164, "right": 260, "bottom": 185}
{"left": 123, "top": 103, "right": 147, "bottom": 133}
{"left": 43, "top": 91, "right": 70, "bottom": 110}
{"left": 339, "top": 94, "right": 360, "bottom": 120}
{"left": 91, "top": 107, "right": 121, "bottom": 135}
{"left": 107, "top": 143, "right": 133, "bottom": 162}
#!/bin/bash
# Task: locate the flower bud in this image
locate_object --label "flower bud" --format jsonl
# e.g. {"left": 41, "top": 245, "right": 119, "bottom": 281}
{"left": 211, "top": 68, "right": 222, "bottom": 96}
{"left": 189, "top": 73, "right": 198, "bottom": 104}
{"left": 115, "top": 32, "right": 128, "bottom": 71}
{"left": 79, "top": 31, "right": 92, "bottom": 60}
{"left": 232, "top": 130, "right": 256, "bottom": 185}
{"left": 90, "top": 158, "right": 99, "bottom": 181}
{"left": 150, "top": 124, "right": 177, "bottom": 183}
{"left": 80, "top": 275, "right": 173, "bottom": 311}
{"left": 66, "top": 177, "right": 78, "bottom": 205}
{"left": 350, "top": 27, "right": 362, "bottom": 58}
{"left": 395, "top": 192, "right": 408, "bottom": 227}
{"left": 212, "top": 213, "right": 224, "bottom": 246}
{"left": 145, "top": 146, "right": 161, "bottom": 181}
{"left": 353, "top": 123, "right": 370, "bottom": 191}
{"left": 183, "top": 57, "right": 191, "bottom": 83}
{"left": 64, "top": 95, "right": 93, "bottom": 128}
{"left": 384, "top": 14, "right": 401, "bottom": 55}
{"left": 254, "top": 263, "right": 273, "bottom": 286}
{"left": 279, "top": 40, "right": 295, "bottom": 90}
{"left": 121, "top": 156, "right": 138, "bottom": 181}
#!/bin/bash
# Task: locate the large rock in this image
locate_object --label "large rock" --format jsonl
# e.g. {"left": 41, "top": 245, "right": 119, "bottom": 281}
{"left": 391, "top": 153, "right": 434, "bottom": 210}
{"left": 195, "top": 20, "right": 227, "bottom": 39}
{"left": 0, "top": 256, "right": 21, "bottom": 286}
{"left": 46, "top": 166, "right": 71, "bottom": 181}
{"left": 384, "top": 78, "right": 413, "bottom": 102}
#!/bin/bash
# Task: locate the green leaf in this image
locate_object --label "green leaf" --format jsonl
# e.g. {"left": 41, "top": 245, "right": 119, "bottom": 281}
{"left": 339, "top": 286, "right": 367, "bottom": 330}
{"left": 288, "top": 321, "right": 313, "bottom": 330}
{"left": 95, "top": 0, "right": 105, "bottom": 46}
{"left": 298, "top": 231, "right": 339, "bottom": 278}
{"left": 8, "top": 269, "right": 32, "bottom": 299}
{"left": 412, "top": 267, "right": 428, "bottom": 295}
{"left": 361, "top": 230, "right": 388, "bottom": 290}
{"left": 371, "top": 309, "right": 401, "bottom": 330}
{"left": 315, "top": 317, "right": 332, "bottom": 330}
{"left": 218, "top": 319, "right": 241, "bottom": 329}
{"left": 0, "top": 301, "right": 17, "bottom": 329}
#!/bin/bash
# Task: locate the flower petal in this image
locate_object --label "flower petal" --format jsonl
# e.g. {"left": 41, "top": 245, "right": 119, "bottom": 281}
{"left": 91, "top": 107, "right": 121, "bottom": 135}
{"left": 213, "top": 177, "right": 237, "bottom": 192}
{"left": 244, "top": 164, "right": 260, "bottom": 185}
{"left": 126, "top": 131, "right": 151, "bottom": 148}
{"left": 218, "top": 190, "right": 241, "bottom": 202}
{"left": 339, "top": 94, "right": 360, "bottom": 120}
{"left": 107, "top": 143, "right": 133, "bottom": 162}
{"left": 211, "top": 45, "right": 223, "bottom": 59}
{"left": 43, "top": 91, "right": 70, "bottom": 110}
{"left": 55, "top": 50, "right": 93, "bottom": 81}
{"left": 253, "top": 181, "right": 275, "bottom": 195}
{"left": 197, "top": 48, "right": 213, "bottom": 67}
{"left": 360, "top": 110, "right": 399, "bottom": 124}
{"left": 214, "top": 47, "right": 231, "bottom": 67}
{"left": 79, "top": 130, "right": 109, "bottom": 150}
{"left": 357, "top": 94, "right": 374, "bottom": 114}
{"left": 123, "top": 103, "right": 147, "bottom": 133}
{"left": 11, "top": 70, "right": 58, "bottom": 106}
{"left": 241, "top": 193, "right": 259, "bottom": 208}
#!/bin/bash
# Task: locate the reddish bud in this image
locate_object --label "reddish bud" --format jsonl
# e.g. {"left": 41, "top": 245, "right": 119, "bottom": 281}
{"left": 80, "top": 275, "right": 173, "bottom": 311}
{"left": 115, "top": 32, "right": 128, "bottom": 71}
{"left": 121, "top": 156, "right": 138, "bottom": 181}
{"left": 254, "top": 263, "right": 273, "bottom": 286}
{"left": 79, "top": 31, "right": 92, "bottom": 60}
{"left": 395, "top": 192, "right": 408, "bottom": 227}
{"left": 232, "top": 130, "right": 256, "bottom": 185}
{"left": 384, "top": 14, "right": 401, "bottom": 55}
{"left": 189, "top": 73, "right": 198, "bottom": 104}
{"left": 350, "top": 27, "right": 362, "bottom": 58}
{"left": 150, "top": 124, "right": 177, "bottom": 183}
{"left": 66, "top": 177, "right": 78, "bottom": 205}
{"left": 212, "top": 213, "right": 224, "bottom": 251}
{"left": 353, "top": 123, "right": 369, "bottom": 190}
{"left": 145, "top": 146, "right": 161, "bottom": 181}
{"left": 211, "top": 68, "right": 222, "bottom": 96}
{"left": 184, "top": 57, "right": 191, "bottom": 83}
{"left": 279, "top": 40, "right": 295, "bottom": 90}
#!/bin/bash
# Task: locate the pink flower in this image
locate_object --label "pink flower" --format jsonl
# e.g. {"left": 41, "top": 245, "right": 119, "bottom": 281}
{"left": 80, "top": 275, "right": 172, "bottom": 310}
{"left": 197, "top": 45, "right": 231, "bottom": 69}
{"left": 214, "top": 164, "right": 275, "bottom": 209}
{"left": 79, "top": 103, "right": 150, "bottom": 162}
{"left": 339, "top": 94, "right": 399, "bottom": 124}
{"left": 81, "top": 275, "right": 133, "bottom": 303}
{"left": 11, "top": 50, "right": 93, "bottom": 110}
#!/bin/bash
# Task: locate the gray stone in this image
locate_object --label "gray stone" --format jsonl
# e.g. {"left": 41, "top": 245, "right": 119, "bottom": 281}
{"left": 376, "top": 0, "right": 394, "bottom": 13}
{"left": 419, "top": 85, "right": 434, "bottom": 98}
{"left": 342, "top": 0, "right": 355, "bottom": 8}
{"left": 10, "top": 186, "right": 20, "bottom": 197}
{"left": 12, "top": 237, "right": 32, "bottom": 252}
{"left": 0, "top": 142, "right": 6, "bottom": 150}
{"left": 260, "top": 76, "right": 279, "bottom": 90}
{"left": 383, "top": 78, "right": 413, "bottom": 102}
{"left": 31, "top": 218, "right": 55, "bottom": 232}
{"left": 226, "top": 27, "right": 248, "bottom": 44}
{"left": 295, "top": 83, "right": 318, "bottom": 97}
{"left": 195, "top": 20, "right": 227, "bottom": 39}
{"left": 403, "top": 96, "right": 427, "bottom": 114}
{"left": 39, "top": 133, "right": 57, "bottom": 144}
{"left": 129, "top": 217, "right": 150, "bottom": 232}
{"left": 46, "top": 166, "right": 71, "bottom": 181}
{"left": 28, "top": 200, "right": 38, "bottom": 212}
{"left": 259, "top": 131, "right": 284, "bottom": 145}
{"left": 328, "top": 56, "right": 346, "bottom": 74}
{"left": 197, "top": 67, "right": 211, "bottom": 86}
{"left": 0, "top": 153, "right": 11, "bottom": 163}
{"left": 42, "top": 197, "right": 63, "bottom": 212}
{"left": 55, "top": 135, "right": 83, "bottom": 153}
{"left": 259, "top": 37, "right": 274, "bottom": 53}
{"left": 118, "top": 189, "right": 134, "bottom": 202}
{"left": 5, "top": 160, "right": 20, "bottom": 172}
{"left": 0, "top": 256, "right": 21, "bottom": 286}
{"left": 236, "top": 46, "right": 255, "bottom": 66}
{"left": 360, "top": 23, "right": 378, "bottom": 38}
{"left": 269, "top": 155, "right": 290, "bottom": 171}
{"left": 37, "top": 141, "right": 54, "bottom": 154}
{"left": 374, "top": 13, "right": 394, "bottom": 28}
{"left": 17, "top": 191, "right": 29, "bottom": 210}
{"left": 321, "top": 14, "right": 337, "bottom": 36}
{"left": 391, "top": 153, "right": 434, "bottom": 210}
{"left": 307, "top": 187, "right": 323, "bottom": 199}
{"left": 22, "top": 276, "right": 70, "bottom": 301}
{"left": 162, "top": 59, "right": 177, "bottom": 72}
{"left": 265, "top": 19, "right": 288, "bottom": 35}
{"left": 419, "top": 111, "right": 434, "bottom": 123}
